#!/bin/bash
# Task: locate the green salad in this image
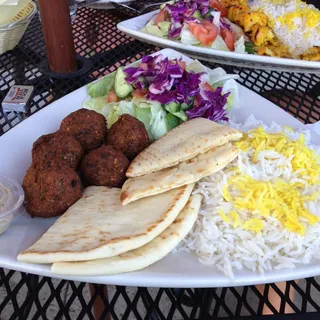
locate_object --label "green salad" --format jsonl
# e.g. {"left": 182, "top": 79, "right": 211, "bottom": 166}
{"left": 84, "top": 54, "right": 240, "bottom": 141}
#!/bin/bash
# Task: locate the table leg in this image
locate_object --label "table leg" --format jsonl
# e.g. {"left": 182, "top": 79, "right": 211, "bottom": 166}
{"left": 257, "top": 282, "right": 296, "bottom": 315}
{"left": 20, "top": 274, "right": 39, "bottom": 319}
{"left": 89, "top": 284, "right": 111, "bottom": 320}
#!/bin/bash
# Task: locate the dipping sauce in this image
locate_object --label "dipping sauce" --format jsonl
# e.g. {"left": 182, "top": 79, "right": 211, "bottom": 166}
{"left": 0, "top": 176, "right": 24, "bottom": 234}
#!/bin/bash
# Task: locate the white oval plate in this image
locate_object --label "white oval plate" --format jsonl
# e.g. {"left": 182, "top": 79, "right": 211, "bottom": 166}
{"left": 85, "top": 0, "right": 133, "bottom": 9}
{"left": 117, "top": 11, "right": 320, "bottom": 73}
{"left": 0, "top": 48, "right": 319, "bottom": 288}
{"left": 91, "top": 0, "right": 133, "bottom": 4}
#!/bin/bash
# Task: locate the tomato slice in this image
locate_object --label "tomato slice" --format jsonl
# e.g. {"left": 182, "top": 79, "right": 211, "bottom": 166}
{"left": 209, "top": 0, "right": 227, "bottom": 17}
{"left": 194, "top": 83, "right": 214, "bottom": 107}
{"left": 139, "top": 62, "right": 149, "bottom": 71}
{"left": 203, "top": 82, "right": 214, "bottom": 92}
{"left": 155, "top": 9, "right": 166, "bottom": 25}
{"left": 107, "top": 90, "right": 119, "bottom": 103}
{"left": 220, "top": 28, "right": 235, "bottom": 51}
{"left": 189, "top": 21, "right": 219, "bottom": 46}
{"left": 177, "top": 60, "right": 187, "bottom": 71}
{"left": 194, "top": 94, "right": 202, "bottom": 108}
{"left": 132, "top": 88, "right": 149, "bottom": 98}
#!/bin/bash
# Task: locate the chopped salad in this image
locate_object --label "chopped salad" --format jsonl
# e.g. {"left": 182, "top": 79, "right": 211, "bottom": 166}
{"left": 141, "top": 0, "right": 251, "bottom": 54}
{"left": 141, "top": 0, "right": 320, "bottom": 60}
{"left": 84, "top": 54, "right": 240, "bottom": 141}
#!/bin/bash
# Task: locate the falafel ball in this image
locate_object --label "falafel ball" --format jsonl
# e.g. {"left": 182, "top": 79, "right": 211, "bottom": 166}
{"left": 22, "top": 164, "right": 82, "bottom": 218}
{"left": 32, "top": 131, "right": 84, "bottom": 169}
{"left": 80, "top": 145, "right": 129, "bottom": 188}
{"left": 60, "top": 109, "right": 107, "bottom": 152}
{"left": 106, "top": 114, "right": 149, "bottom": 160}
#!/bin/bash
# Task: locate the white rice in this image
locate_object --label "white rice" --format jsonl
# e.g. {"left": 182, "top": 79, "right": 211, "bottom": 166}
{"left": 250, "top": 0, "right": 320, "bottom": 57}
{"left": 174, "top": 115, "right": 320, "bottom": 279}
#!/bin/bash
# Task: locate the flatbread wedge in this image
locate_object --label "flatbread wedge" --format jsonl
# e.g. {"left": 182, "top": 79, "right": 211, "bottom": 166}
{"left": 18, "top": 184, "right": 194, "bottom": 264}
{"left": 121, "top": 143, "right": 238, "bottom": 205}
{"left": 126, "top": 118, "right": 242, "bottom": 178}
{"left": 51, "top": 194, "right": 202, "bottom": 276}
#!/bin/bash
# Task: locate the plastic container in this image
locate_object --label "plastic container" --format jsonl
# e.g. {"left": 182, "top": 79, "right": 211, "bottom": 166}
{"left": 0, "top": 175, "right": 24, "bottom": 235}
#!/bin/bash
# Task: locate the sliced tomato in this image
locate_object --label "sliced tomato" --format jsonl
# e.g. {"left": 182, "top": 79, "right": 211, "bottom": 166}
{"left": 155, "top": 9, "right": 165, "bottom": 25}
{"left": 194, "top": 94, "right": 202, "bottom": 107}
{"left": 132, "top": 88, "right": 148, "bottom": 98}
{"left": 203, "top": 82, "right": 214, "bottom": 92}
{"left": 209, "top": 0, "right": 227, "bottom": 17}
{"left": 107, "top": 90, "right": 119, "bottom": 103}
{"left": 188, "top": 21, "right": 219, "bottom": 46}
{"left": 220, "top": 28, "right": 235, "bottom": 51}
{"left": 177, "top": 60, "right": 187, "bottom": 71}
{"left": 139, "top": 62, "right": 149, "bottom": 71}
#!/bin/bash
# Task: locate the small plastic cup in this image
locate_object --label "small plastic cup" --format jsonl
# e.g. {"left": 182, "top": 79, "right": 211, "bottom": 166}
{"left": 0, "top": 175, "right": 25, "bottom": 235}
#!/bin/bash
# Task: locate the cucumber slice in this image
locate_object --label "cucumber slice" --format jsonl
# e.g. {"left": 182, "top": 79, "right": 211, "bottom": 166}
{"left": 173, "top": 111, "right": 188, "bottom": 121}
{"left": 114, "top": 67, "right": 133, "bottom": 98}
{"left": 158, "top": 21, "right": 171, "bottom": 34}
{"left": 165, "top": 101, "right": 180, "bottom": 114}
{"left": 192, "top": 10, "right": 203, "bottom": 19}
{"left": 204, "top": 8, "right": 214, "bottom": 19}
{"left": 166, "top": 113, "right": 180, "bottom": 130}
{"left": 181, "top": 102, "right": 192, "bottom": 111}
{"left": 160, "top": 0, "right": 175, "bottom": 9}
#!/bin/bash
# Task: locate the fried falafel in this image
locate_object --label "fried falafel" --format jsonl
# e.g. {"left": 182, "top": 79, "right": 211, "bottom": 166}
{"left": 60, "top": 109, "right": 107, "bottom": 152}
{"left": 106, "top": 114, "right": 149, "bottom": 160}
{"left": 32, "top": 131, "right": 84, "bottom": 169}
{"left": 80, "top": 145, "right": 129, "bottom": 188}
{"left": 23, "top": 163, "right": 82, "bottom": 218}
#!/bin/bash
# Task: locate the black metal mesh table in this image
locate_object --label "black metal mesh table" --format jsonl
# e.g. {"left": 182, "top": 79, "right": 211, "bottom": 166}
{"left": 1, "top": 6, "right": 320, "bottom": 320}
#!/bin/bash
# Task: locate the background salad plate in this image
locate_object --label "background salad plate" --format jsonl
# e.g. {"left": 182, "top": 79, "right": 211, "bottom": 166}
{"left": 117, "top": 11, "right": 320, "bottom": 74}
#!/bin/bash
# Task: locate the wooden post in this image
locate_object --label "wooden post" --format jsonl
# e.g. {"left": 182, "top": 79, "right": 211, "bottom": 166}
{"left": 37, "top": 0, "right": 77, "bottom": 73}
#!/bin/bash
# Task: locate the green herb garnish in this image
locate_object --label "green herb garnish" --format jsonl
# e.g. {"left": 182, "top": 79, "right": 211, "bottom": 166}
{"left": 245, "top": 41, "right": 256, "bottom": 54}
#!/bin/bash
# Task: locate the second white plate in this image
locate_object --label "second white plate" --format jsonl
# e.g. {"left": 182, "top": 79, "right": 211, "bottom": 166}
{"left": 117, "top": 11, "right": 320, "bottom": 73}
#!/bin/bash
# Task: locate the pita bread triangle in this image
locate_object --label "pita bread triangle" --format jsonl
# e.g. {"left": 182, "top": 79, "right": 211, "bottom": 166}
{"left": 127, "top": 118, "right": 242, "bottom": 178}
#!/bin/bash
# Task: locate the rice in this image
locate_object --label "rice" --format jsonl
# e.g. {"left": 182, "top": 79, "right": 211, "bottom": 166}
{"left": 174, "top": 115, "right": 320, "bottom": 279}
{"left": 249, "top": 0, "right": 320, "bottom": 57}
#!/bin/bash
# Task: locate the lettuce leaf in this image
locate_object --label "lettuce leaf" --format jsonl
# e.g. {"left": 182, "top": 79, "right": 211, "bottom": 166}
{"left": 118, "top": 100, "right": 136, "bottom": 116}
{"left": 150, "top": 104, "right": 168, "bottom": 140}
{"left": 87, "top": 73, "right": 115, "bottom": 98}
{"left": 133, "top": 98, "right": 170, "bottom": 141}
{"left": 211, "top": 35, "right": 230, "bottom": 51}
{"left": 106, "top": 105, "right": 120, "bottom": 129}
{"left": 180, "top": 27, "right": 200, "bottom": 45}
{"left": 141, "top": 20, "right": 170, "bottom": 38}
{"left": 84, "top": 96, "right": 108, "bottom": 111}
{"left": 136, "top": 107, "right": 153, "bottom": 140}
{"left": 222, "top": 79, "right": 240, "bottom": 110}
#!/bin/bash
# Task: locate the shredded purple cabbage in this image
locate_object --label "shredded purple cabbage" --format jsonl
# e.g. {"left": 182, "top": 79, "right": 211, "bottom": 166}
{"left": 168, "top": 23, "right": 183, "bottom": 38}
{"left": 124, "top": 54, "right": 231, "bottom": 122}
{"left": 186, "top": 87, "right": 230, "bottom": 121}
{"left": 135, "top": 81, "right": 146, "bottom": 90}
{"left": 220, "top": 17, "right": 231, "bottom": 31}
{"left": 199, "top": 4, "right": 209, "bottom": 16}
{"left": 124, "top": 54, "right": 202, "bottom": 105}
{"left": 160, "top": 0, "right": 229, "bottom": 38}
